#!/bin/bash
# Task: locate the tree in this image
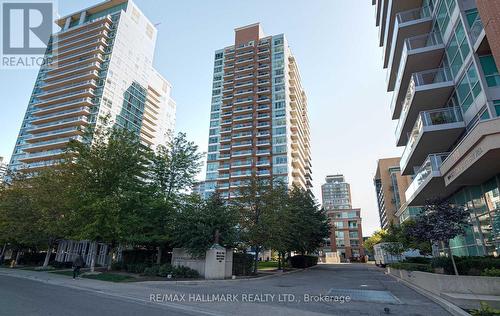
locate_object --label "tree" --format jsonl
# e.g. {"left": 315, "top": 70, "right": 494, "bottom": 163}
{"left": 172, "top": 192, "right": 237, "bottom": 258}
{"left": 364, "top": 229, "right": 387, "bottom": 253}
{"left": 287, "top": 186, "right": 330, "bottom": 255}
{"left": 407, "top": 199, "right": 470, "bottom": 275}
{"left": 232, "top": 176, "right": 273, "bottom": 274}
{"left": 146, "top": 132, "right": 204, "bottom": 262}
{"left": 65, "top": 123, "right": 150, "bottom": 271}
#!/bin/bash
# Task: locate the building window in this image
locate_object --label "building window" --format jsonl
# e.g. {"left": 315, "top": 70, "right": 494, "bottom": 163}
{"left": 446, "top": 20, "right": 470, "bottom": 77}
{"left": 479, "top": 55, "right": 500, "bottom": 87}
{"left": 456, "top": 63, "right": 482, "bottom": 113}
{"left": 494, "top": 100, "right": 500, "bottom": 117}
{"left": 436, "top": 0, "right": 456, "bottom": 35}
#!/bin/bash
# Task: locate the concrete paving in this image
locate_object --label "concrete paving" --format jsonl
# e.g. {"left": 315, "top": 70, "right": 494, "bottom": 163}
{"left": 0, "top": 264, "right": 452, "bottom": 316}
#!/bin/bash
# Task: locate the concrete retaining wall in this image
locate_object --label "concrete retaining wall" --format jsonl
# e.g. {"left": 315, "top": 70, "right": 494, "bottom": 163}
{"left": 387, "top": 267, "right": 500, "bottom": 296}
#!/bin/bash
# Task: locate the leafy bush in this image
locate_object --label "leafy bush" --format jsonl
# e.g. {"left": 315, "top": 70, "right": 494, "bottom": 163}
{"left": 290, "top": 255, "right": 318, "bottom": 269}
{"left": 403, "top": 257, "right": 431, "bottom": 264}
{"left": 125, "top": 263, "right": 148, "bottom": 274}
{"left": 111, "top": 261, "right": 125, "bottom": 271}
{"left": 431, "top": 256, "right": 500, "bottom": 275}
{"left": 19, "top": 252, "right": 55, "bottom": 265}
{"left": 470, "top": 302, "right": 500, "bottom": 316}
{"left": 50, "top": 261, "right": 73, "bottom": 269}
{"left": 158, "top": 264, "right": 173, "bottom": 277}
{"left": 481, "top": 268, "right": 500, "bottom": 277}
{"left": 388, "top": 262, "right": 432, "bottom": 272}
{"left": 233, "top": 253, "right": 254, "bottom": 276}
{"left": 143, "top": 265, "right": 160, "bottom": 276}
{"left": 122, "top": 249, "right": 157, "bottom": 266}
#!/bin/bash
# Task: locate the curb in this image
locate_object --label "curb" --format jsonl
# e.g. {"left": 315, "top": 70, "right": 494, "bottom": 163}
{"left": 385, "top": 272, "right": 471, "bottom": 316}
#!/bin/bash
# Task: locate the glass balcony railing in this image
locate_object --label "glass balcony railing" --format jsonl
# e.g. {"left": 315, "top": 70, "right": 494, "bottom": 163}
{"left": 396, "top": 67, "right": 453, "bottom": 138}
{"left": 231, "top": 170, "right": 252, "bottom": 177}
{"left": 232, "top": 159, "right": 252, "bottom": 167}
{"left": 218, "top": 163, "right": 230, "bottom": 169}
{"left": 404, "top": 32, "right": 442, "bottom": 51}
{"left": 232, "top": 150, "right": 252, "bottom": 157}
{"left": 396, "top": 5, "right": 432, "bottom": 24}
{"left": 25, "top": 136, "right": 83, "bottom": 149}
{"left": 30, "top": 116, "right": 87, "bottom": 130}
{"left": 36, "top": 80, "right": 97, "bottom": 97}
{"left": 31, "top": 106, "right": 90, "bottom": 122}
{"left": 23, "top": 148, "right": 65, "bottom": 159}
{"left": 24, "top": 127, "right": 80, "bottom": 140}
{"left": 405, "top": 152, "right": 449, "bottom": 200}
{"left": 400, "top": 107, "right": 463, "bottom": 169}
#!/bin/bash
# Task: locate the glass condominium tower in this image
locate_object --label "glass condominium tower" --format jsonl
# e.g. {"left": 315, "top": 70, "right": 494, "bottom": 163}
{"left": 203, "top": 23, "right": 312, "bottom": 199}
{"left": 374, "top": 0, "right": 500, "bottom": 256}
{"left": 8, "top": 0, "right": 176, "bottom": 173}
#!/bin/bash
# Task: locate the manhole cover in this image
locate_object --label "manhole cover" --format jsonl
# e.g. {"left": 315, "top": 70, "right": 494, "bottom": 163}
{"left": 327, "top": 288, "right": 400, "bottom": 304}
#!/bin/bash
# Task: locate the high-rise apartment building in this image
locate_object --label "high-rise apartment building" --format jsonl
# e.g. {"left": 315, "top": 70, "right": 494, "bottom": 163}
{"left": 0, "top": 157, "right": 7, "bottom": 184}
{"left": 321, "top": 174, "right": 352, "bottom": 209}
{"left": 203, "top": 23, "right": 312, "bottom": 198}
{"left": 374, "top": 0, "right": 500, "bottom": 256}
{"left": 8, "top": 0, "right": 176, "bottom": 173}
{"left": 321, "top": 175, "right": 365, "bottom": 261}
{"left": 373, "top": 157, "right": 412, "bottom": 229}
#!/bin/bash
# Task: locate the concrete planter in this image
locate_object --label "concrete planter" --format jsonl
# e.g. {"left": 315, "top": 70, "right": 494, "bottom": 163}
{"left": 387, "top": 267, "right": 500, "bottom": 310}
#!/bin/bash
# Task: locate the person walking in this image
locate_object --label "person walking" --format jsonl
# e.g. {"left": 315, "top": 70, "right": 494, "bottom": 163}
{"left": 72, "top": 253, "right": 85, "bottom": 279}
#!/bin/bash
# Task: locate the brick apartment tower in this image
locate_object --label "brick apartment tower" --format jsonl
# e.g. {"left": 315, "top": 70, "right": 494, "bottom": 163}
{"left": 321, "top": 175, "right": 365, "bottom": 261}
{"left": 203, "top": 23, "right": 312, "bottom": 198}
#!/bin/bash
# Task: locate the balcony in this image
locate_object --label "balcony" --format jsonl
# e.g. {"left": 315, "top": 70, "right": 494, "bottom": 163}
{"left": 23, "top": 135, "right": 83, "bottom": 153}
{"left": 400, "top": 107, "right": 465, "bottom": 175}
{"left": 32, "top": 98, "right": 93, "bottom": 116}
{"left": 24, "top": 127, "right": 82, "bottom": 143}
{"left": 31, "top": 106, "right": 91, "bottom": 125}
{"left": 232, "top": 150, "right": 252, "bottom": 158}
{"left": 28, "top": 116, "right": 88, "bottom": 134}
{"left": 386, "top": 5, "right": 433, "bottom": 92}
{"left": 33, "top": 89, "right": 95, "bottom": 108}
{"left": 18, "top": 148, "right": 67, "bottom": 163}
{"left": 391, "top": 32, "right": 445, "bottom": 119}
{"left": 44, "top": 62, "right": 101, "bottom": 82}
{"left": 395, "top": 68, "right": 454, "bottom": 146}
{"left": 36, "top": 80, "right": 97, "bottom": 100}
{"left": 40, "top": 70, "right": 99, "bottom": 90}
{"left": 381, "top": 0, "right": 423, "bottom": 69}
{"left": 231, "top": 160, "right": 252, "bottom": 168}
{"left": 405, "top": 153, "right": 449, "bottom": 206}
{"left": 470, "top": 17, "right": 486, "bottom": 52}
{"left": 440, "top": 117, "right": 500, "bottom": 188}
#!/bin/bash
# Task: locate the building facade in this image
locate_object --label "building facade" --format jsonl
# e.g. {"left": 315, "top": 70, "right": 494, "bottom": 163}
{"left": 0, "top": 157, "right": 7, "bottom": 184}
{"left": 374, "top": 157, "right": 412, "bottom": 228}
{"left": 321, "top": 175, "right": 365, "bottom": 261}
{"left": 374, "top": 0, "right": 500, "bottom": 256}
{"left": 202, "top": 23, "right": 312, "bottom": 199}
{"left": 8, "top": 0, "right": 176, "bottom": 173}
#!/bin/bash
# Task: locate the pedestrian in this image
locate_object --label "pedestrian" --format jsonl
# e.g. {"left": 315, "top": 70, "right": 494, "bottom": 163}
{"left": 72, "top": 252, "right": 84, "bottom": 279}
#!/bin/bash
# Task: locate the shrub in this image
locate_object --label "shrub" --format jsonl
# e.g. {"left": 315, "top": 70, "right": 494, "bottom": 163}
{"left": 470, "top": 302, "right": 500, "bottom": 316}
{"left": 172, "top": 265, "right": 199, "bottom": 278}
{"left": 19, "top": 252, "right": 56, "bottom": 266}
{"left": 111, "top": 261, "right": 125, "bottom": 271}
{"left": 232, "top": 253, "right": 254, "bottom": 276}
{"left": 125, "top": 263, "right": 148, "bottom": 274}
{"left": 143, "top": 265, "right": 160, "bottom": 276}
{"left": 290, "top": 255, "right": 318, "bottom": 269}
{"left": 50, "top": 261, "right": 73, "bottom": 269}
{"left": 481, "top": 268, "right": 500, "bottom": 277}
{"left": 388, "top": 262, "right": 432, "bottom": 272}
{"left": 431, "top": 256, "right": 500, "bottom": 275}
{"left": 158, "top": 264, "right": 173, "bottom": 277}
{"left": 122, "top": 249, "right": 157, "bottom": 266}
{"left": 403, "top": 257, "right": 431, "bottom": 264}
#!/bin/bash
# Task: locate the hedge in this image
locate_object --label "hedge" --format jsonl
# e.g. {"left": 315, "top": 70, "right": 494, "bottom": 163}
{"left": 290, "top": 255, "right": 318, "bottom": 268}
{"left": 388, "top": 262, "right": 433, "bottom": 273}
{"left": 431, "top": 256, "right": 500, "bottom": 275}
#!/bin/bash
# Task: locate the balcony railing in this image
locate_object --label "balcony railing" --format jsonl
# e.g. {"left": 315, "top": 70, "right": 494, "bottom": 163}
{"left": 405, "top": 153, "right": 449, "bottom": 201}
{"left": 400, "top": 107, "right": 463, "bottom": 169}
{"left": 404, "top": 32, "right": 442, "bottom": 51}
{"left": 396, "top": 5, "right": 432, "bottom": 24}
{"left": 396, "top": 67, "right": 453, "bottom": 137}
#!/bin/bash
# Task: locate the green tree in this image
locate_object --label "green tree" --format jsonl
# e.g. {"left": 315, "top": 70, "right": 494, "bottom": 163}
{"left": 364, "top": 229, "right": 387, "bottom": 253}
{"left": 287, "top": 186, "right": 330, "bottom": 255}
{"left": 172, "top": 192, "right": 237, "bottom": 258}
{"left": 407, "top": 199, "right": 470, "bottom": 275}
{"left": 65, "top": 124, "right": 150, "bottom": 271}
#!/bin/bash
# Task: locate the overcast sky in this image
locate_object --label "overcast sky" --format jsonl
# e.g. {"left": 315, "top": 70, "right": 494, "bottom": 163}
{"left": 0, "top": 0, "right": 401, "bottom": 236}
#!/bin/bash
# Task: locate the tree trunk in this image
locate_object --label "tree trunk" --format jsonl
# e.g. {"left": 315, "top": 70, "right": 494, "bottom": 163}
{"left": 253, "top": 246, "right": 260, "bottom": 274}
{"left": 107, "top": 246, "right": 114, "bottom": 271}
{"left": 277, "top": 252, "right": 282, "bottom": 270}
{"left": 43, "top": 243, "right": 52, "bottom": 268}
{"left": 0, "top": 244, "right": 6, "bottom": 263}
{"left": 14, "top": 250, "right": 21, "bottom": 266}
{"left": 157, "top": 246, "right": 162, "bottom": 265}
{"left": 446, "top": 240, "right": 459, "bottom": 276}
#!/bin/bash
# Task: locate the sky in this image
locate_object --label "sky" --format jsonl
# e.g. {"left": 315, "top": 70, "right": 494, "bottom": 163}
{"left": 0, "top": 0, "right": 401, "bottom": 236}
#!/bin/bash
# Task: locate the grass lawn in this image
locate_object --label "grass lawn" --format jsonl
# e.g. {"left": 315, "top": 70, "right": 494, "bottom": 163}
{"left": 258, "top": 261, "right": 279, "bottom": 270}
{"left": 50, "top": 270, "right": 134, "bottom": 282}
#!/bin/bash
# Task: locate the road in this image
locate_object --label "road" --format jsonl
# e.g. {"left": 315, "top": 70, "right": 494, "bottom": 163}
{"left": 0, "top": 264, "right": 451, "bottom": 316}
